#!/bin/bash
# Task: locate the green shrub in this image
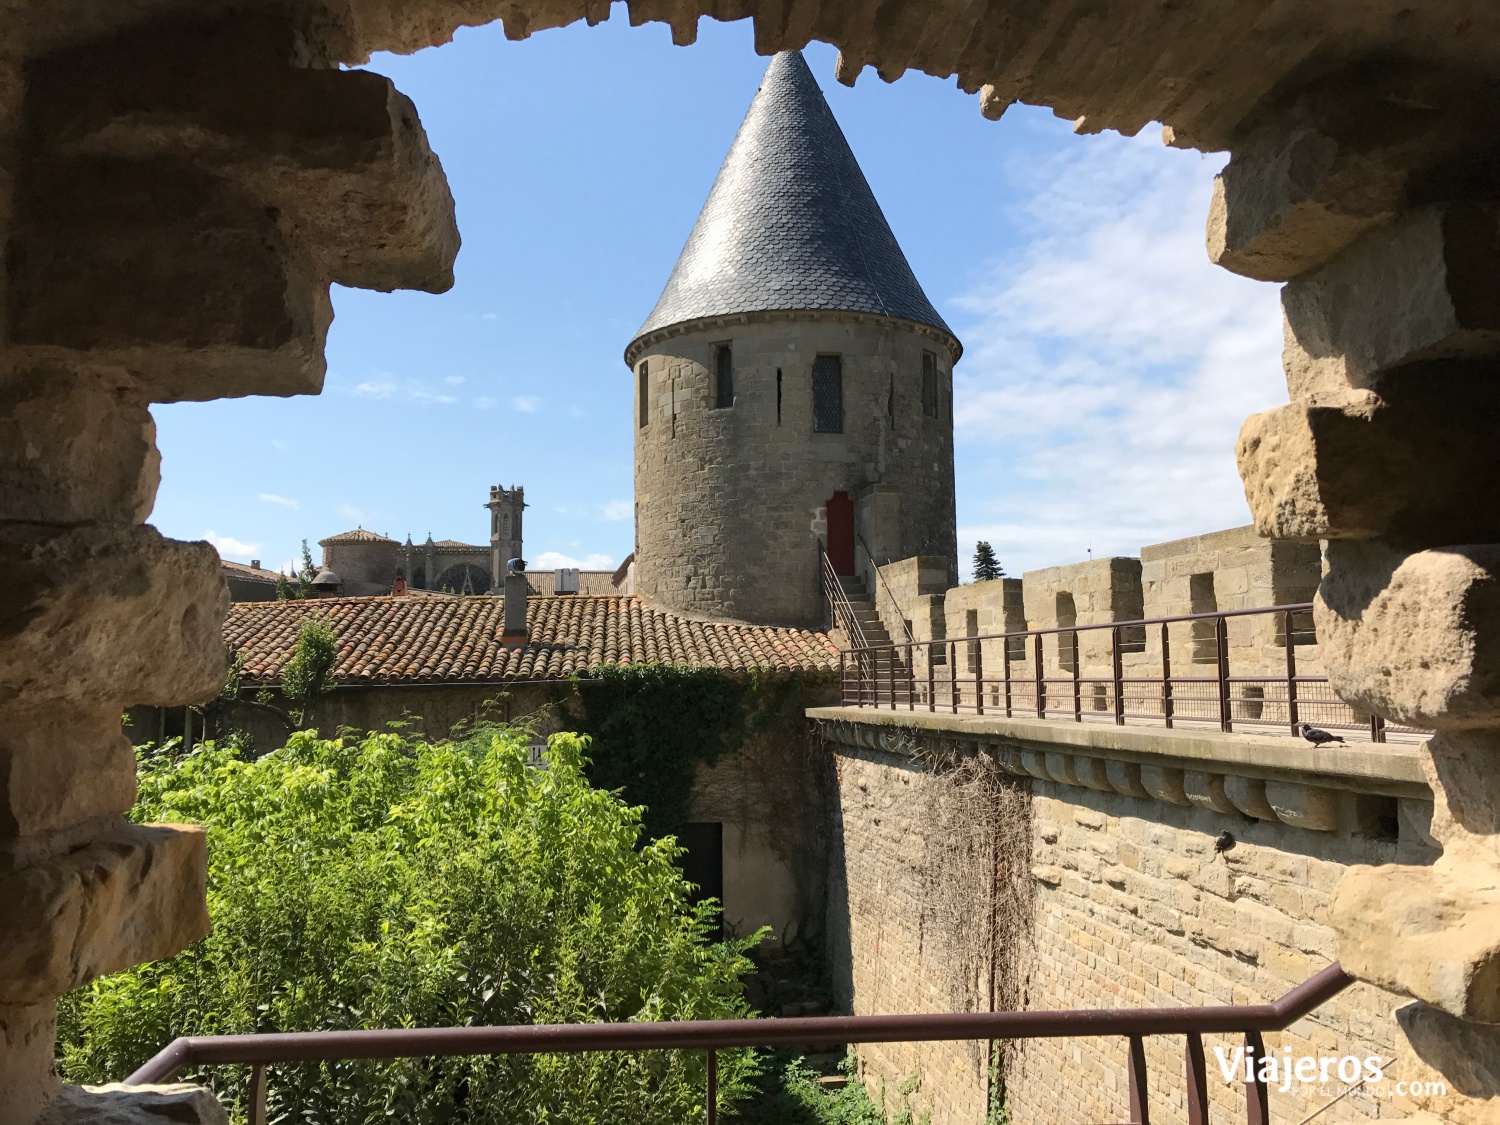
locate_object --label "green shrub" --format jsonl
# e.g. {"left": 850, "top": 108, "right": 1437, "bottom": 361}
{"left": 57, "top": 725, "right": 761, "bottom": 1124}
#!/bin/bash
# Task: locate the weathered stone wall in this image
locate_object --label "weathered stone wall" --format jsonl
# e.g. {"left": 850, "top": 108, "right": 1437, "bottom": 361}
{"left": 1140, "top": 524, "right": 1320, "bottom": 617}
{"left": 818, "top": 709, "right": 1485, "bottom": 1124}
{"left": 873, "top": 555, "right": 951, "bottom": 649}
{"left": 825, "top": 745, "right": 998, "bottom": 1125}
{"left": 632, "top": 316, "right": 958, "bottom": 629}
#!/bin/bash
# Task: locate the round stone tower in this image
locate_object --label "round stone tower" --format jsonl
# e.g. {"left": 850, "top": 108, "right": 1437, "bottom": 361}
{"left": 624, "top": 51, "right": 961, "bottom": 629}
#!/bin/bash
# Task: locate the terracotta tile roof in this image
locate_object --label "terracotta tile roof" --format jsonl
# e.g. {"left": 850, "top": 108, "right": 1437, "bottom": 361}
{"left": 319, "top": 528, "right": 397, "bottom": 545}
{"left": 431, "top": 539, "right": 484, "bottom": 549}
{"left": 226, "top": 595, "right": 838, "bottom": 685}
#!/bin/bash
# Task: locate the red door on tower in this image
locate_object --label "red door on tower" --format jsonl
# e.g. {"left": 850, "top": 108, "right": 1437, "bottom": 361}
{"left": 826, "top": 491, "right": 855, "bottom": 575}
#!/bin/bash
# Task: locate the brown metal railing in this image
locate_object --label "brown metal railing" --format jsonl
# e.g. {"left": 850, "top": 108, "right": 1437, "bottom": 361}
{"left": 123, "top": 964, "right": 1354, "bottom": 1125}
{"left": 838, "top": 603, "right": 1409, "bottom": 742}
{"left": 820, "top": 544, "right": 868, "bottom": 651}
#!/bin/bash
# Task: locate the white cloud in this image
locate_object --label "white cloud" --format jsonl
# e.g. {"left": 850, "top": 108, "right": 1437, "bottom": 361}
{"left": 336, "top": 503, "right": 367, "bottom": 523}
{"left": 950, "top": 129, "right": 1285, "bottom": 578}
{"left": 353, "top": 378, "right": 397, "bottom": 399}
{"left": 601, "top": 499, "right": 633, "bottom": 521}
{"left": 512, "top": 395, "right": 542, "bottom": 413}
{"left": 532, "top": 550, "right": 616, "bottom": 571}
{"left": 257, "top": 492, "right": 300, "bottom": 510}
{"left": 203, "top": 531, "right": 262, "bottom": 562}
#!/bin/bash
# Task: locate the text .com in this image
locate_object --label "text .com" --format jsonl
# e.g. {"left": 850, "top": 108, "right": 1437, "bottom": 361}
{"left": 1212, "top": 1047, "right": 1446, "bottom": 1098}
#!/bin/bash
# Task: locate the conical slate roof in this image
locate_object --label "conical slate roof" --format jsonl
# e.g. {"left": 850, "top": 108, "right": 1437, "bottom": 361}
{"left": 628, "top": 51, "right": 958, "bottom": 357}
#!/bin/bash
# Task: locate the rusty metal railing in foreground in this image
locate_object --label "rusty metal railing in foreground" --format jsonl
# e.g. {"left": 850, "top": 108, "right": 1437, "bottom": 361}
{"left": 839, "top": 603, "right": 1420, "bottom": 743}
{"left": 123, "top": 963, "right": 1353, "bottom": 1125}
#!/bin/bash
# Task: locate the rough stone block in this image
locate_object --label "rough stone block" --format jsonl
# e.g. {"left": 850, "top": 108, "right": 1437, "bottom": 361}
{"left": 1264, "top": 781, "right": 1341, "bottom": 832}
{"left": 1223, "top": 775, "right": 1278, "bottom": 821}
{"left": 0, "top": 523, "right": 227, "bottom": 705}
{"left": 0, "top": 823, "right": 209, "bottom": 1005}
{"left": 1282, "top": 204, "right": 1500, "bottom": 397}
{"left": 1105, "top": 759, "right": 1151, "bottom": 799}
{"left": 0, "top": 1003, "right": 58, "bottom": 1125}
{"left": 27, "top": 14, "right": 458, "bottom": 294}
{"left": 1336, "top": 863, "right": 1500, "bottom": 1023}
{"left": 1184, "top": 771, "right": 1235, "bottom": 816}
{"left": 1316, "top": 543, "right": 1500, "bottom": 729}
{"left": 1139, "top": 765, "right": 1189, "bottom": 806}
{"left": 0, "top": 706, "right": 136, "bottom": 843}
{"left": 39, "top": 1083, "right": 228, "bottom": 1125}
{"left": 0, "top": 361, "right": 158, "bottom": 524}
{"left": 1206, "top": 122, "right": 1393, "bottom": 282}
{"left": 1236, "top": 375, "right": 1500, "bottom": 544}
{"left": 1073, "top": 756, "right": 1115, "bottom": 792}
{"left": 1396, "top": 1002, "right": 1500, "bottom": 1099}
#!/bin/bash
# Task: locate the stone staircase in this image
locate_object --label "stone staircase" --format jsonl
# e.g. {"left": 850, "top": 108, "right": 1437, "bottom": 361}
{"left": 835, "top": 574, "right": 893, "bottom": 650}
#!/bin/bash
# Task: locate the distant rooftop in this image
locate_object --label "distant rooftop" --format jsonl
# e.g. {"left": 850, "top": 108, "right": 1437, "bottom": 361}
{"left": 628, "top": 51, "right": 959, "bottom": 360}
{"left": 319, "top": 528, "right": 397, "bottom": 546}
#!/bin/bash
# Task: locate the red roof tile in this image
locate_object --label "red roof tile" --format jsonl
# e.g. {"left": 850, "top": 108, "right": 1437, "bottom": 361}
{"left": 318, "top": 529, "right": 397, "bottom": 545}
{"left": 225, "top": 595, "right": 838, "bottom": 685}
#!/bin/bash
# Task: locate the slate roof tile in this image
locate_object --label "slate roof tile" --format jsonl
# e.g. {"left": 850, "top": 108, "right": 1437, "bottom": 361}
{"left": 628, "top": 51, "right": 959, "bottom": 355}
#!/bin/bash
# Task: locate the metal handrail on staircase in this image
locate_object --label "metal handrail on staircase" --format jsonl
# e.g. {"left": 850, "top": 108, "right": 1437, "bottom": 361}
{"left": 856, "top": 534, "right": 916, "bottom": 646}
{"left": 820, "top": 544, "right": 868, "bottom": 650}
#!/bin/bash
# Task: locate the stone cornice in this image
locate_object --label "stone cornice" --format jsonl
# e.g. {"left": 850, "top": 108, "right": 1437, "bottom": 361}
{"left": 808, "top": 706, "right": 1434, "bottom": 838}
{"left": 623, "top": 309, "right": 963, "bottom": 368}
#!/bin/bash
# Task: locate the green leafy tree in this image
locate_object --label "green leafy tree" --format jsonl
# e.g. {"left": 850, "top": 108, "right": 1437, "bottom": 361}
{"left": 972, "top": 542, "right": 1004, "bottom": 582}
{"left": 280, "top": 615, "right": 339, "bottom": 728}
{"left": 275, "top": 539, "right": 318, "bottom": 600}
{"left": 57, "top": 726, "right": 761, "bottom": 1124}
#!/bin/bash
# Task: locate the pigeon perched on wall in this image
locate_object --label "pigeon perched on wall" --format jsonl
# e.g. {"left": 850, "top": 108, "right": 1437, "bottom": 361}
{"left": 1214, "top": 831, "right": 1236, "bottom": 855}
{"left": 1299, "top": 722, "right": 1346, "bottom": 746}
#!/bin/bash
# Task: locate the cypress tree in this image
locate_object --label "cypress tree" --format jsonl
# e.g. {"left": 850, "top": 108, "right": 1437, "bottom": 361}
{"left": 973, "top": 541, "right": 1004, "bottom": 582}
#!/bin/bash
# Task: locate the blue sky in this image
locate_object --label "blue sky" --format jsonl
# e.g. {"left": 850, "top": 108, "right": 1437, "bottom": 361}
{"left": 151, "top": 10, "right": 1287, "bottom": 580}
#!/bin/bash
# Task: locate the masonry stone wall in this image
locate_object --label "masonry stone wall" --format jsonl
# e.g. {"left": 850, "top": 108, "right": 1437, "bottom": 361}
{"left": 632, "top": 315, "right": 958, "bottom": 630}
{"left": 1011, "top": 784, "right": 1430, "bottom": 1125}
{"left": 826, "top": 746, "right": 997, "bottom": 1125}
{"left": 820, "top": 713, "right": 1467, "bottom": 1125}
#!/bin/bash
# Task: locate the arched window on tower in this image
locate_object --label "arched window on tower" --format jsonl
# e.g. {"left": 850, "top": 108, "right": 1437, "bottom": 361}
{"left": 501, "top": 513, "right": 511, "bottom": 539}
{"left": 714, "top": 344, "right": 733, "bottom": 409}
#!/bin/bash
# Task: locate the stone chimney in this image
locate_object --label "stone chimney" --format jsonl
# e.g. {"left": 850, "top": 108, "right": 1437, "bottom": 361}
{"left": 501, "top": 557, "right": 528, "bottom": 645}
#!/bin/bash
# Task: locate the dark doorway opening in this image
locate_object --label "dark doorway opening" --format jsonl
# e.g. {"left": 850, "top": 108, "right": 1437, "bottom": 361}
{"left": 677, "top": 821, "right": 724, "bottom": 941}
{"left": 826, "top": 490, "right": 855, "bottom": 575}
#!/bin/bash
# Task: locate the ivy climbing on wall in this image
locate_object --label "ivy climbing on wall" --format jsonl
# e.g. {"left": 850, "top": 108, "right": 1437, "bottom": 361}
{"left": 560, "top": 663, "right": 830, "bottom": 840}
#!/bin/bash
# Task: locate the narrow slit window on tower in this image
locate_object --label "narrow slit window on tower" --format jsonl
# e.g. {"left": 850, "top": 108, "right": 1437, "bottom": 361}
{"left": 887, "top": 374, "right": 896, "bottom": 429}
{"left": 713, "top": 344, "right": 733, "bottom": 409}
{"left": 812, "top": 354, "right": 843, "bottom": 433}
{"left": 776, "top": 368, "right": 782, "bottom": 425}
{"left": 637, "top": 361, "right": 649, "bottom": 428}
{"left": 921, "top": 351, "right": 939, "bottom": 418}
